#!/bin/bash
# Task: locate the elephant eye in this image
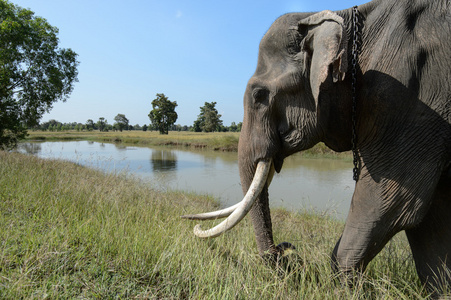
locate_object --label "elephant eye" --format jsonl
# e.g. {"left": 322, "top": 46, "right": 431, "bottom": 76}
{"left": 252, "top": 88, "right": 269, "bottom": 103}
{"left": 287, "top": 30, "right": 302, "bottom": 55}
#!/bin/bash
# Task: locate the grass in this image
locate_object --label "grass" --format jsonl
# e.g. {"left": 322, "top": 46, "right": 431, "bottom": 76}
{"left": 26, "top": 130, "right": 351, "bottom": 158}
{"left": 26, "top": 130, "right": 241, "bottom": 152}
{"left": 0, "top": 151, "right": 434, "bottom": 299}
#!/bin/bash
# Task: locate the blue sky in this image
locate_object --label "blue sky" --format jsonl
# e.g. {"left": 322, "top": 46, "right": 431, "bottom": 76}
{"left": 12, "top": 0, "right": 367, "bottom": 127}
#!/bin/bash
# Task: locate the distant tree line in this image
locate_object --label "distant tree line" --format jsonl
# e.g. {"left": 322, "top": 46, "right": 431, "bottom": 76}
{"left": 37, "top": 114, "right": 134, "bottom": 132}
{"left": 33, "top": 94, "right": 242, "bottom": 133}
{"left": 34, "top": 117, "right": 241, "bottom": 133}
{"left": 34, "top": 119, "right": 242, "bottom": 133}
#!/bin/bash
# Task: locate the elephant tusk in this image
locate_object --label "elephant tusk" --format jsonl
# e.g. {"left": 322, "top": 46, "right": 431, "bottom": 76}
{"left": 181, "top": 160, "right": 275, "bottom": 221}
{"left": 180, "top": 202, "right": 240, "bottom": 220}
{"left": 267, "top": 162, "right": 275, "bottom": 186}
{"left": 187, "top": 159, "right": 272, "bottom": 238}
{"left": 180, "top": 164, "right": 275, "bottom": 220}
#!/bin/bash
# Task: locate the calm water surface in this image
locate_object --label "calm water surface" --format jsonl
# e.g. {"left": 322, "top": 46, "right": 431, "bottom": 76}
{"left": 18, "top": 141, "right": 355, "bottom": 219}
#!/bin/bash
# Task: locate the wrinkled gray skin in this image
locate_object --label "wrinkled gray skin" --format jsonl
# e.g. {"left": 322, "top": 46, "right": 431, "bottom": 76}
{"left": 238, "top": 0, "right": 451, "bottom": 294}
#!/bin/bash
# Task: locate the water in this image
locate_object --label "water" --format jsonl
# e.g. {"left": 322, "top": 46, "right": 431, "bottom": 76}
{"left": 17, "top": 141, "right": 355, "bottom": 219}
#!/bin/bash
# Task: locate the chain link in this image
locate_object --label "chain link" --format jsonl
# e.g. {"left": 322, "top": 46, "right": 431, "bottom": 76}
{"left": 351, "top": 6, "right": 361, "bottom": 181}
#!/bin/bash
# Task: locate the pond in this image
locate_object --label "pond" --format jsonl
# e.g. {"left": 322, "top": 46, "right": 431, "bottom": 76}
{"left": 17, "top": 141, "right": 355, "bottom": 219}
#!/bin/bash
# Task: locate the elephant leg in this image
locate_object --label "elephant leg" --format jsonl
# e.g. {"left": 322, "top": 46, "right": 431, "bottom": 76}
{"left": 405, "top": 173, "right": 451, "bottom": 295}
{"left": 331, "top": 167, "right": 441, "bottom": 280}
{"left": 331, "top": 176, "right": 398, "bottom": 277}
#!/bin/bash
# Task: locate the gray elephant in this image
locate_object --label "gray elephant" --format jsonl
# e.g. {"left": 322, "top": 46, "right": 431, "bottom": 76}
{"left": 183, "top": 0, "right": 451, "bottom": 294}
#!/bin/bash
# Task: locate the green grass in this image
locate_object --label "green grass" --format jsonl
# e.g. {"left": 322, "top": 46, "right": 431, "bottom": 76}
{"left": 26, "top": 130, "right": 241, "bottom": 152}
{"left": 0, "top": 151, "right": 433, "bottom": 299}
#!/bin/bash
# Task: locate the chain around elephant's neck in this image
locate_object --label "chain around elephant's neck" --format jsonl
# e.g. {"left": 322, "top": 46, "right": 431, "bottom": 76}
{"left": 351, "top": 6, "right": 361, "bottom": 182}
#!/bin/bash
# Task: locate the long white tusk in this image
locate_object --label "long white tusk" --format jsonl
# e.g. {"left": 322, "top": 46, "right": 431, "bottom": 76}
{"left": 267, "top": 162, "right": 275, "bottom": 187}
{"left": 180, "top": 202, "right": 240, "bottom": 220}
{"left": 189, "top": 159, "right": 272, "bottom": 238}
{"left": 181, "top": 160, "right": 275, "bottom": 221}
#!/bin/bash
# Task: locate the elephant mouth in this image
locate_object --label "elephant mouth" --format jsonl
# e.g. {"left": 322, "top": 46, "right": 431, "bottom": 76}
{"left": 273, "top": 155, "right": 284, "bottom": 173}
{"left": 181, "top": 159, "right": 274, "bottom": 238}
{"left": 279, "top": 127, "right": 314, "bottom": 160}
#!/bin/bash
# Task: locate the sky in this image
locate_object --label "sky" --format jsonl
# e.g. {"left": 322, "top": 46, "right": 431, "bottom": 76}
{"left": 11, "top": 0, "right": 367, "bottom": 127}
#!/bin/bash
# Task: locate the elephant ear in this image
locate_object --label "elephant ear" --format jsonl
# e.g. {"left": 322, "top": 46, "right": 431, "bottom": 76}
{"left": 297, "top": 10, "right": 348, "bottom": 105}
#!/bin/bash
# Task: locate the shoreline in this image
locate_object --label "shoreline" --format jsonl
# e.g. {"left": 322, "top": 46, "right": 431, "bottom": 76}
{"left": 25, "top": 130, "right": 352, "bottom": 159}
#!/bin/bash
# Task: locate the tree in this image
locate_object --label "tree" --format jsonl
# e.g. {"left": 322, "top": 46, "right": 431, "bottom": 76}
{"left": 194, "top": 102, "right": 223, "bottom": 132}
{"left": 228, "top": 122, "right": 242, "bottom": 132}
{"left": 0, "top": 1, "right": 79, "bottom": 149}
{"left": 229, "top": 122, "right": 238, "bottom": 132}
{"left": 85, "top": 119, "right": 94, "bottom": 131}
{"left": 96, "top": 117, "right": 107, "bottom": 132}
{"left": 236, "top": 122, "right": 242, "bottom": 132}
{"left": 113, "top": 113, "right": 129, "bottom": 132}
{"left": 148, "top": 93, "right": 178, "bottom": 135}
{"left": 192, "top": 119, "right": 202, "bottom": 132}
{"left": 39, "top": 119, "right": 58, "bottom": 131}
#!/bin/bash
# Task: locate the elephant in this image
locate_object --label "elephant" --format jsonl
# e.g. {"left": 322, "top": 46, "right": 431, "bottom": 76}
{"left": 182, "top": 0, "right": 451, "bottom": 294}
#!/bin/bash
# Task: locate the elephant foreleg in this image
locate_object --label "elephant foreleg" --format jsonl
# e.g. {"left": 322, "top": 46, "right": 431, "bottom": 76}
{"left": 331, "top": 165, "right": 442, "bottom": 283}
{"left": 331, "top": 176, "right": 398, "bottom": 277}
{"left": 406, "top": 173, "right": 451, "bottom": 295}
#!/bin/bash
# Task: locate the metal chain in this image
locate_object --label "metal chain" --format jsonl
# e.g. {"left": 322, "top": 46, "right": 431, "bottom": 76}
{"left": 351, "top": 6, "right": 360, "bottom": 181}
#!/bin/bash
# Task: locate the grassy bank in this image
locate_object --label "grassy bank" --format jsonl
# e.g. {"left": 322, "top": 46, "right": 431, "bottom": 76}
{"left": 0, "top": 151, "right": 429, "bottom": 298}
{"left": 26, "top": 130, "right": 241, "bottom": 151}
{"left": 25, "top": 130, "right": 351, "bottom": 158}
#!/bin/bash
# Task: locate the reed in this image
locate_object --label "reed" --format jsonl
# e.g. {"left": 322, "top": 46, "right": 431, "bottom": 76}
{"left": 0, "top": 151, "right": 430, "bottom": 298}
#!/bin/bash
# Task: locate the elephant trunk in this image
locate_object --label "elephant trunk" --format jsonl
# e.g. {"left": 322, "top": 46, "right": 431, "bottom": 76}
{"left": 238, "top": 139, "right": 278, "bottom": 256}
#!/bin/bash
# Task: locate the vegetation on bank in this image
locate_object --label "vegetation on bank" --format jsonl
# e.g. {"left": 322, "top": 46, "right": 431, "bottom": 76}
{"left": 0, "top": 0, "right": 79, "bottom": 150}
{"left": 0, "top": 151, "right": 433, "bottom": 298}
{"left": 26, "top": 130, "right": 240, "bottom": 152}
{"left": 25, "top": 130, "right": 351, "bottom": 158}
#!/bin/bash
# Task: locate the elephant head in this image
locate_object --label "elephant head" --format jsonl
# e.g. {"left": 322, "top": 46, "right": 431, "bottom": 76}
{"left": 183, "top": 10, "right": 352, "bottom": 255}
{"left": 183, "top": 2, "right": 451, "bottom": 294}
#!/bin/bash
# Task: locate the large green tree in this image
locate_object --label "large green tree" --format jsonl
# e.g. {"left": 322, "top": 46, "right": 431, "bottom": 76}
{"left": 148, "top": 93, "right": 178, "bottom": 135}
{"left": 0, "top": 0, "right": 79, "bottom": 149}
{"left": 96, "top": 117, "right": 107, "bottom": 132}
{"left": 85, "top": 119, "right": 94, "bottom": 131}
{"left": 114, "top": 113, "right": 129, "bottom": 132}
{"left": 194, "top": 101, "right": 223, "bottom": 132}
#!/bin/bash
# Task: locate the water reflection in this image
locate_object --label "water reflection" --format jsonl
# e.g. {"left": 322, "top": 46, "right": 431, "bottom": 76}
{"left": 16, "top": 141, "right": 355, "bottom": 219}
{"left": 150, "top": 150, "right": 177, "bottom": 171}
{"left": 17, "top": 143, "right": 42, "bottom": 155}
{"left": 114, "top": 143, "right": 127, "bottom": 150}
